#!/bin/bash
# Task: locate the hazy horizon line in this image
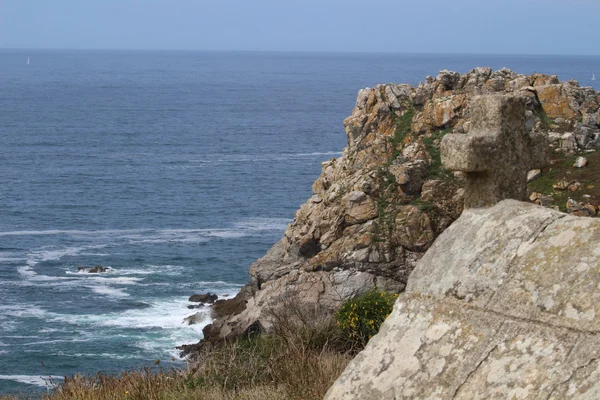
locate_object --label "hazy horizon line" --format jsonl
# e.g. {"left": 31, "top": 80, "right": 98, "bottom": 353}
{"left": 2, "top": 47, "right": 599, "bottom": 58}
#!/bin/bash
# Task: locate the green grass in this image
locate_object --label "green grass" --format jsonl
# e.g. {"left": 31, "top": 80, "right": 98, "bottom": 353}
{"left": 373, "top": 167, "right": 400, "bottom": 243}
{"left": 528, "top": 152, "right": 600, "bottom": 213}
{"left": 389, "top": 107, "right": 415, "bottom": 162}
{"left": 421, "top": 130, "right": 454, "bottom": 180}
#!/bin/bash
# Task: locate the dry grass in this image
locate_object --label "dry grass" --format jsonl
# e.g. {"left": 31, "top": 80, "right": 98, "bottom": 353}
{"left": 1, "top": 303, "right": 354, "bottom": 400}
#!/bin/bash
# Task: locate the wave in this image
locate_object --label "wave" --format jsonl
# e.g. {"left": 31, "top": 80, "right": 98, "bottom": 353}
{"left": 186, "top": 151, "right": 342, "bottom": 165}
{"left": 20, "top": 338, "right": 92, "bottom": 346}
{"left": 114, "top": 264, "right": 185, "bottom": 276}
{"left": 0, "top": 219, "right": 289, "bottom": 240}
{"left": 54, "top": 352, "right": 142, "bottom": 360}
{"left": 92, "top": 285, "right": 130, "bottom": 298}
{"left": 0, "top": 257, "right": 27, "bottom": 263}
{"left": 234, "top": 217, "right": 290, "bottom": 231}
{"left": 0, "top": 375, "right": 59, "bottom": 388}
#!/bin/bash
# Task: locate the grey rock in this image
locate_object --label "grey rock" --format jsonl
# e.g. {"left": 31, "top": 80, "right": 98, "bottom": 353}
{"left": 574, "top": 156, "right": 588, "bottom": 168}
{"left": 189, "top": 293, "right": 218, "bottom": 304}
{"left": 527, "top": 169, "right": 542, "bottom": 182}
{"left": 325, "top": 200, "right": 600, "bottom": 399}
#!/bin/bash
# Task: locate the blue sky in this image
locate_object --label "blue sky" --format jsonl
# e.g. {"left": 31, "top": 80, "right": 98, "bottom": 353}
{"left": 1, "top": 0, "right": 598, "bottom": 55}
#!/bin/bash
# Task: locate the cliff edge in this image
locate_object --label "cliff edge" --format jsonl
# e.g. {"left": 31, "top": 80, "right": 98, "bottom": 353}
{"left": 193, "top": 68, "right": 600, "bottom": 347}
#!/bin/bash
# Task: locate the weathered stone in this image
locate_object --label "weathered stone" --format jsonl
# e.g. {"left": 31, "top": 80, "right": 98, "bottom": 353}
{"left": 574, "top": 156, "right": 588, "bottom": 168}
{"left": 537, "top": 85, "right": 578, "bottom": 119}
{"left": 326, "top": 200, "right": 600, "bottom": 399}
{"left": 527, "top": 169, "right": 542, "bottom": 182}
{"left": 342, "top": 191, "right": 378, "bottom": 225}
{"left": 441, "top": 95, "right": 550, "bottom": 208}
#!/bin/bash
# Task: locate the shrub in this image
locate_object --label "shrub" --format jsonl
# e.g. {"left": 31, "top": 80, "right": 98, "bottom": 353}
{"left": 336, "top": 289, "right": 398, "bottom": 346}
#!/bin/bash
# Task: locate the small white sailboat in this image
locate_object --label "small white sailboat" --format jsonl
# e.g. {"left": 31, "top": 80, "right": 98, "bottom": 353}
{"left": 593, "top": 73, "right": 596, "bottom": 81}
{"left": 26, "top": 56, "right": 30, "bottom": 65}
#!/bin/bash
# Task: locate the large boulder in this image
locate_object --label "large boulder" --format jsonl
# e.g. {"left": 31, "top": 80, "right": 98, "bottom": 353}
{"left": 326, "top": 200, "right": 600, "bottom": 399}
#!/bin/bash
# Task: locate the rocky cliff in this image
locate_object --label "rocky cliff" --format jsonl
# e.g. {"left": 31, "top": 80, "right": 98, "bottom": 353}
{"left": 325, "top": 200, "right": 600, "bottom": 399}
{"left": 196, "top": 68, "right": 600, "bottom": 344}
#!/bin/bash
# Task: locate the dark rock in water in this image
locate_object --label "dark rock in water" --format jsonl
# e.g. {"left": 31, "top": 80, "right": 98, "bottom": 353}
{"left": 187, "top": 304, "right": 204, "bottom": 310}
{"left": 188, "top": 293, "right": 218, "bottom": 303}
{"left": 183, "top": 312, "right": 204, "bottom": 325}
{"left": 77, "top": 265, "right": 108, "bottom": 273}
{"left": 89, "top": 265, "right": 107, "bottom": 273}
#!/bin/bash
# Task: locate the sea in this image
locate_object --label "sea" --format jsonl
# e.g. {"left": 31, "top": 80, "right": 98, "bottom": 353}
{"left": 1, "top": 50, "right": 599, "bottom": 394}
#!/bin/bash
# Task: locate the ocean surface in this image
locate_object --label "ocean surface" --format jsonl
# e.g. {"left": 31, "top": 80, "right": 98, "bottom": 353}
{"left": 1, "top": 50, "right": 599, "bottom": 394}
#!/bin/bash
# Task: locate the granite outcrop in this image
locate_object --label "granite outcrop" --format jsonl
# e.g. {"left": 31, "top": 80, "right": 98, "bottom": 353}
{"left": 195, "top": 68, "right": 600, "bottom": 345}
{"left": 325, "top": 200, "right": 600, "bottom": 399}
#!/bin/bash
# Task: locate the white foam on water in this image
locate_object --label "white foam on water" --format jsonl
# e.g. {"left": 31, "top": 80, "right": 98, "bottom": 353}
{"left": 36, "top": 297, "right": 212, "bottom": 360}
{"left": 187, "top": 151, "right": 342, "bottom": 165}
{"left": 0, "top": 257, "right": 27, "bottom": 263}
{"left": 189, "top": 280, "right": 243, "bottom": 287}
{"left": 100, "top": 298, "right": 210, "bottom": 331}
{"left": 115, "top": 264, "right": 185, "bottom": 276}
{"left": 0, "top": 375, "right": 54, "bottom": 387}
{"left": 204, "top": 230, "right": 246, "bottom": 239}
{"left": 234, "top": 217, "right": 291, "bottom": 232}
{"left": 56, "top": 352, "right": 141, "bottom": 360}
{"left": 293, "top": 151, "right": 342, "bottom": 157}
{"left": 0, "top": 305, "right": 48, "bottom": 319}
{"left": 21, "top": 338, "right": 92, "bottom": 346}
{"left": 28, "top": 245, "right": 107, "bottom": 263}
{"left": 38, "top": 328, "right": 64, "bottom": 334}
{"left": 0, "top": 228, "right": 151, "bottom": 237}
{"left": 17, "top": 265, "right": 37, "bottom": 279}
{"left": 92, "top": 285, "right": 129, "bottom": 298}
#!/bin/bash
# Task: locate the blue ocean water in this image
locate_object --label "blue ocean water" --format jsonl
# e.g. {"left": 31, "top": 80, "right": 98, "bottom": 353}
{"left": 0, "top": 50, "right": 599, "bottom": 394}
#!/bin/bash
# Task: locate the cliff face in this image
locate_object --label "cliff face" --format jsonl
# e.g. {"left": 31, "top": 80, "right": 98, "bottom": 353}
{"left": 200, "top": 68, "right": 600, "bottom": 343}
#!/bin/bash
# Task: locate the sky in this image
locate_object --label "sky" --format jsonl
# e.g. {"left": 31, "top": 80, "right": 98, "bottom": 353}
{"left": 1, "top": 0, "right": 599, "bottom": 55}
